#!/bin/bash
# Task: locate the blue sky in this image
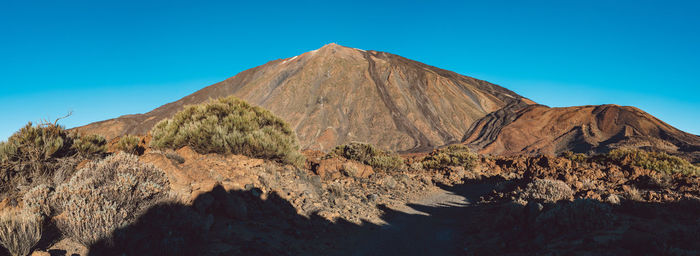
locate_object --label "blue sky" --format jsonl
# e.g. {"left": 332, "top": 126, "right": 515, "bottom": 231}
{"left": 1, "top": 0, "right": 699, "bottom": 140}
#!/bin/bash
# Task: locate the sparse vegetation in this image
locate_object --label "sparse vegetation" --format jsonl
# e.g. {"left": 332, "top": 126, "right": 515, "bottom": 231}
{"left": 328, "top": 142, "right": 404, "bottom": 171}
{"left": 603, "top": 148, "right": 699, "bottom": 176}
{"left": 150, "top": 96, "right": 304, "bottom": 166}
{"left": 0, "top": 208, "right": 42, "bottom": 256}
{"left": 116, "top": 135, "right": 141, "bottom": 154}
{"left": 52, "top": 153, "right": 170, "bottom": 246}
{"left": 421, "top": 144, "right": 478, "bottom": 170}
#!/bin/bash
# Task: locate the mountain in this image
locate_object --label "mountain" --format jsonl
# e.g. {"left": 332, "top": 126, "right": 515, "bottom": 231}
{"left": 76, "top": 43, "right": 699, "bottom": 161}
{"left": 462, "top": 103, "right": 700, "bottom": 163}
{"left": 76, "top": 43, "right": 531, "bottom": 152}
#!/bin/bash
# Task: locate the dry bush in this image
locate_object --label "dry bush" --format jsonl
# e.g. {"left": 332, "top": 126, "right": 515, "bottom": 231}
{"left": 0, "top": 122, "right": 99, "bottom": 199}
{"left": 421, "top": 144, "right": 478, "bottom": 170}
{"left": 116, "top": 135, "right": 141, "bottom": 155}
{"left": 0, "top": 208, "right": 42, "bottom": 256}
{"left": 328, "top": 142, "right": 404, "bottom": 171}
{"left": 52, "top": 153, "right": 170, "bottom": 246}
{"left": 22, "top": 184, "right": 53, "bottom": 218}
{"left": 605, "top": 148, "right": 699, "bottom": 176}
{"left": 624, "top": 186, "right": 644, "bottom": 201}
{"left": 521, "top": 179, "right": 573, "bottom": 203}
{"left": 150, "top": 96, "right": 304, "bottom": 166}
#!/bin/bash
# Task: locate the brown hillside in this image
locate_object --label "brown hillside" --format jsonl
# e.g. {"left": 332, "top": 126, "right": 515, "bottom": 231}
{"left": 462, "top": 103, "right": 700, "bottom": 162}
{"left": 76, "top": 43, "right": 530, "bottom": 152}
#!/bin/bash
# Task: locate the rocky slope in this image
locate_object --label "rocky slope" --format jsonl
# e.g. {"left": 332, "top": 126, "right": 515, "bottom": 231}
{"left": 462, "top": 104, "right": 700, "bottom": 163}
{"left": 76, "top": 43, "right": 530, "bottom": 152}
{"left": 32, "top": 147, "right": 700, "bottom": 255}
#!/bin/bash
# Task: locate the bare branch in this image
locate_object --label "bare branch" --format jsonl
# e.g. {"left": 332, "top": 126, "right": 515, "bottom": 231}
{"left": 54, "top": 111, "right": 73, "bottom": 126}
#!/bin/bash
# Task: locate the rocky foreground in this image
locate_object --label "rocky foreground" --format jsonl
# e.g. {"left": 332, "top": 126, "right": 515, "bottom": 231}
{"left": 25, "top": 144, "right": 699, "bottom": 256}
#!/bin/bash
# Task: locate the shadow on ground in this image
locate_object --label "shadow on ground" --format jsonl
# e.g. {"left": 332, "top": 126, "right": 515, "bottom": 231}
{"left": 76, "top": 177, "right": 699, "bottom": 256}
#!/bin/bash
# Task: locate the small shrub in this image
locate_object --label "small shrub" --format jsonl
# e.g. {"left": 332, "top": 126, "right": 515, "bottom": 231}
{"left": 520, "top": 179, "right": 573, "bottom": 203}
{"left": 116, "top": 135, "right": 141, "bottom": 155}
{"left": 71, "top": 134, "right": 107, "bottom": 157}
{"left": 53, "top": 153, "right": 170, "bottom": 246}
{"left": 624, "top": 186, "right": 644, "bottom": 201}
{"left": 421, "top": 144, "right": 478, "bottom": 170}
{"left": 165, "top": 152, "right": 185, "bottom": 164}
{"left": 328, "top": 142, "right": 404, "bottom": 171}
{"left": 561, "top": 151, "right": 587, "bottom": 162}
{"left": 604, "top": 148, "right": 699, "bottom": 176}
{"left": 150, "top": 96, "right": 304, "bottom": 166}
{"left": 0, "top": 208, "right": 42, "bottom": 256}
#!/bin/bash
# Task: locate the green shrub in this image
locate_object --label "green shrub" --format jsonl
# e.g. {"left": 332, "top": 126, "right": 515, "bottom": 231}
{"left": 52, "top": 153, "right": 170, "bottom": 246}
{"left": 150, "top": 96, "right": 304, "bottom": 166}
{"left": 1, "top": 122, "right": 72, "bottom": 165}
{"left": 0, "top": 208, "right": 42, "bottom": 256}
{"left": 561, "top": 151, "right": 587, "bottom": 162}
{"left": 116, "top": 135, "right": 141, "bottom": 155}
{"left": 421, "top": 144, "right": 478, "bottom": 170}
{"left": 72, "top": 134, "right": 107, "bottom": 157}
{"left": 0, "top": 122, "right": 98, "bottom": 197}
{"left": 328, "top": 142, "right": 404, "bottom": 171}
{"left": 604, "top": 148, "right": 699, "bottom": 176}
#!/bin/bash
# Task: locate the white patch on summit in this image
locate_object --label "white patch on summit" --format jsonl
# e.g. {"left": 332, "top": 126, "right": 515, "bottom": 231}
{"left": 354, "top": 48, "right": 366, "bottom": 52}
{"left": 281, "top": 55, "right": 298, "bottom": 64}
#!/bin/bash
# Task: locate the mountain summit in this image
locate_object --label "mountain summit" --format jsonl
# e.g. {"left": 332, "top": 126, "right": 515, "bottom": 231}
{"left": 78, "top": 43, "right": 531, "bottom": 152}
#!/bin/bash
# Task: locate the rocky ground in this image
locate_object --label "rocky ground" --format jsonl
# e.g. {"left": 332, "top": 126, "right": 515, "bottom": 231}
{"left": 22, "top": 149, "right": 700, "bottom": 256}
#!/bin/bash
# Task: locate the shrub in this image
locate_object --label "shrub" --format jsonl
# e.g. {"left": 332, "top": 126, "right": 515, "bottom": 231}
{"left": 116, "top": 135, "right": 141, "bottom": 155}
{"left": 561, "top": 151, "right": 587, "bottom": 162}
{"left": 0, "top": 208, "right": 42, "bottom": 256}
{"left": 604, "top": 148, "right": 699, "bottom": 176}
{"left": 71, "top": 133, "right": 107, "bottom": 157}
{"left": 150, "top": 96, "right": 304, "bottom": 166}
{"left": 328, "top": 142, "right": 404, "bottom": 171}
{"left": 22, "top": 184, "right": 54, "bottom": 218}
{"left": 0, "top": 122, "right": 95, "bottom": 197}
{"left": 52, "top": 153, "right": 170, "bottom": 246}
{"left": 1, "top": 123, "right": 72, "bottom": 174}
{"left": 421, "top": 144, "right": 478, "bottom": 170}
{"left": 520, "top": 179, "right": 573, "bottom": 203}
